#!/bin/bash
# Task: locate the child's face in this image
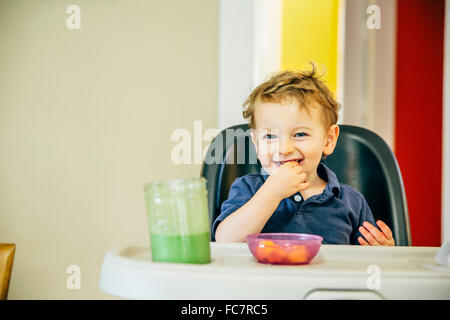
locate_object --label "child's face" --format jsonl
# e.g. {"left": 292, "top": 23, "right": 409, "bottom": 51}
{"left": 250, "top": 100, "right": 339, "bottom": 177}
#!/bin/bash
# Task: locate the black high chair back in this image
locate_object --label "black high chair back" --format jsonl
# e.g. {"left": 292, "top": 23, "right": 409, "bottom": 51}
{"left": 201, "top": 124, "right": 412, "bottom": 245}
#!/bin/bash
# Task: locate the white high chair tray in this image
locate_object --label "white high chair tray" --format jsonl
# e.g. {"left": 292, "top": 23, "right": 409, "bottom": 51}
{"left": 99, "top": 242, "right": 450, "bottom": 299}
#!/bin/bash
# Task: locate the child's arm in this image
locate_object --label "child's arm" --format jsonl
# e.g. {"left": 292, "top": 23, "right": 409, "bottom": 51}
{"left": 215, "top": 162, "right": 309, "bottom": 242}
{"left": 214, "top": 182, "right": 283, "bottom": 242}
{"left": 358, "top": 220, "right": 395, "bottom": 246}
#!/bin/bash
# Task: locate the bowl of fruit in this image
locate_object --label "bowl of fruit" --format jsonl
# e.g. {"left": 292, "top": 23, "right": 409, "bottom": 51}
{"left": 246, "top": 233, "right": 323, "bottom": 265}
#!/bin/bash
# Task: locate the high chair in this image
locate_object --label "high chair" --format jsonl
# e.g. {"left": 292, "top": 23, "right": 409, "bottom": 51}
{"left": 201, "top": 124, "right": 412, "bottom": 245}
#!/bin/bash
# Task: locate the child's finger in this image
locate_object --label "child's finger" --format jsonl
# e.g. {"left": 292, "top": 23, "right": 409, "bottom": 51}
{"left": 376, "top": 220, "right": 393, "bottom": 239}
{"left": 358, "top": 226, "right": 379, "bottom": 246}
{"left": 362, "top": 221, "right": 386, "bottom": 243}
{"left": 358, "top": 237, "right": 369, "bottom": 246}
{"left": 285, "top": 161, "right": 298, "bottom": 167}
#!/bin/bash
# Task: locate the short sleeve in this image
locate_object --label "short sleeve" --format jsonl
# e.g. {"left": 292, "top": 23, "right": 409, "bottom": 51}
{"left": 352, "top": 196, "right": 377, "bottom": 245}
{"left": 211, "top": 177, "right": 254, "bottom": 240}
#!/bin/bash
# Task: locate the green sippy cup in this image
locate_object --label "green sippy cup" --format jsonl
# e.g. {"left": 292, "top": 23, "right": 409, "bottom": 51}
{"left": 144, "top": 177, "right": 211, "bottom": 264}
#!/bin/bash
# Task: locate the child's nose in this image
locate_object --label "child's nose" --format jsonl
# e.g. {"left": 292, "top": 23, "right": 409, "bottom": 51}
{"left": 278, "top": 138, "right": 294, "bottom": 155}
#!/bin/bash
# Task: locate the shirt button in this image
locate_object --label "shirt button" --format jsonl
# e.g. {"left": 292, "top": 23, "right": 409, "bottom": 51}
{"left": 294, "top": 194, "right": 302, "bottom": 202}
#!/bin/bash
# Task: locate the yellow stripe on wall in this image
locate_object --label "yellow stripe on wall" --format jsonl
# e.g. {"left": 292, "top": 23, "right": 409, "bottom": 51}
{"left": 281, "top": 0, "right": 340, "bottom": 94}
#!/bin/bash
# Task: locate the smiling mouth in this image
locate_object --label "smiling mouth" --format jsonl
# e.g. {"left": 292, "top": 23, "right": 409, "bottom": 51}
{"left": 274, "top": 159, "right": 303, "bottom": 166}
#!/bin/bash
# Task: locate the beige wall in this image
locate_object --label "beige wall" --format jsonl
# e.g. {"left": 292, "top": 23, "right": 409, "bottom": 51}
{"left": 0, "top": 0, "right": 218, "bottom": 299}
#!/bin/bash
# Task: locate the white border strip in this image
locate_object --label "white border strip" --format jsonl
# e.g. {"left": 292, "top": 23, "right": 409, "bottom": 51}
{"left": 443, "top": 0, "right": 450, "bottom": 244}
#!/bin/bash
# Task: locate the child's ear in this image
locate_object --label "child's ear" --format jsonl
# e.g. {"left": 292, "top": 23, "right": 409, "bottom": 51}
{"left": 323, "top": 125, "right": 339, "bottom": 156}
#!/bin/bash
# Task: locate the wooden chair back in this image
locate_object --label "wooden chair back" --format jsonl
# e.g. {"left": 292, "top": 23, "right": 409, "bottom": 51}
{"left": 0, "top": 244, "right": 16, "bottom": 300}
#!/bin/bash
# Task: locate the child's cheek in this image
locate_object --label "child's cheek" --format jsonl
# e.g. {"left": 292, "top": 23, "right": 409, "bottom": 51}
{"left": 256, "top": 145, "right": 270, "bottom": 161}
{"left": 256, "top": 154, "right": 273, "bottom": 175}
{"left": 259, "top": 140, "right": 279, "bottom": 155}
{"left": 256, "top": 141, "right": 278, "bottom": 174}
{"left": 258, "top": 157, "right": 271, "bottom": 170}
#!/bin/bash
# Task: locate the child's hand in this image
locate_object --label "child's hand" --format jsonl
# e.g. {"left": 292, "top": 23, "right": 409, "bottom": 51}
{"left": 265, "top": 161, "right": 310, "bottom": 200}
{"left": 358, "top": 220, "right": 395, "bottom": 246}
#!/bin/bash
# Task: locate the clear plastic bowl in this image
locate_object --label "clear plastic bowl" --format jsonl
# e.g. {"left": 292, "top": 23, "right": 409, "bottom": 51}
{"left": 246, "top": 233, "right": 323, "bottom": 265}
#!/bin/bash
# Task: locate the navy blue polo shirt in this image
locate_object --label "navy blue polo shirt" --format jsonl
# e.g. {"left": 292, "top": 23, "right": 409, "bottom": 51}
{"left": 212, "top": 163, "right": 377, "bottom": 245}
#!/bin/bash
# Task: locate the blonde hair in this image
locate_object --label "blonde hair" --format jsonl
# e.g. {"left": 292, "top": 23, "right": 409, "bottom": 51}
{"left": 243, "top": 63, "right": 341, "bottom": 130}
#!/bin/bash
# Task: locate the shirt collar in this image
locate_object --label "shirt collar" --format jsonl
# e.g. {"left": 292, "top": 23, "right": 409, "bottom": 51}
{"left": 261, "top": 162, "right": 341, "bottom": 198}
{"left": 318, "top": 163, "right": 341, "bottom": 198}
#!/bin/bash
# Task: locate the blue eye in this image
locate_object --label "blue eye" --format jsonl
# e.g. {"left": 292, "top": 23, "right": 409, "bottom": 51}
{"left": 263, "top": 134, "right": 276, "bottom": 139}
{"left": 295, "top": 132, "right": 307, "bottom": 137}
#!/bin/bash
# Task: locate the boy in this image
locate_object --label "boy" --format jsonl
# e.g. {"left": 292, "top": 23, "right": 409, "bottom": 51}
{"left": 213, "top": 65, "right": 395, "bottom": 246}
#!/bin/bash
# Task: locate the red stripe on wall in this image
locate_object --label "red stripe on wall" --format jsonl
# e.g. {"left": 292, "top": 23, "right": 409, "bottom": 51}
{"left": 395, "top": 0, "right": 445, "bottom": 246}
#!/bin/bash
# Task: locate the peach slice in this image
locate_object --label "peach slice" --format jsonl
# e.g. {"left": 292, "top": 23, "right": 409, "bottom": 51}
{"left": 287, "top": 245, "right": 308, "bottom": 264}
{"left": 267, "top": 248, "right": 288, "bottom": 264}
{"left": 255, "top": 240, "right": 276, "bottom": 262}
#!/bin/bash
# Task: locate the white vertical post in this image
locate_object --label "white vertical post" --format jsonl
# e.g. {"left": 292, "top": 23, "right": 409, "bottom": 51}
{"left": 342, "top": 0, "right": 370, "bottom": 129}
{"left": 218, "top": 0, "right": 255, "bottom": 131}
{"left": 218, "top": 0, "right": 282, "bottom": 131}
{"left": 342, "top": 0, "right": 396, "bottom": 150}
{"left": 443, "top": 0, "right": 450, "bottom": 243}
{"left": 253, "top": 0, "right": 282, "bottom": 85}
